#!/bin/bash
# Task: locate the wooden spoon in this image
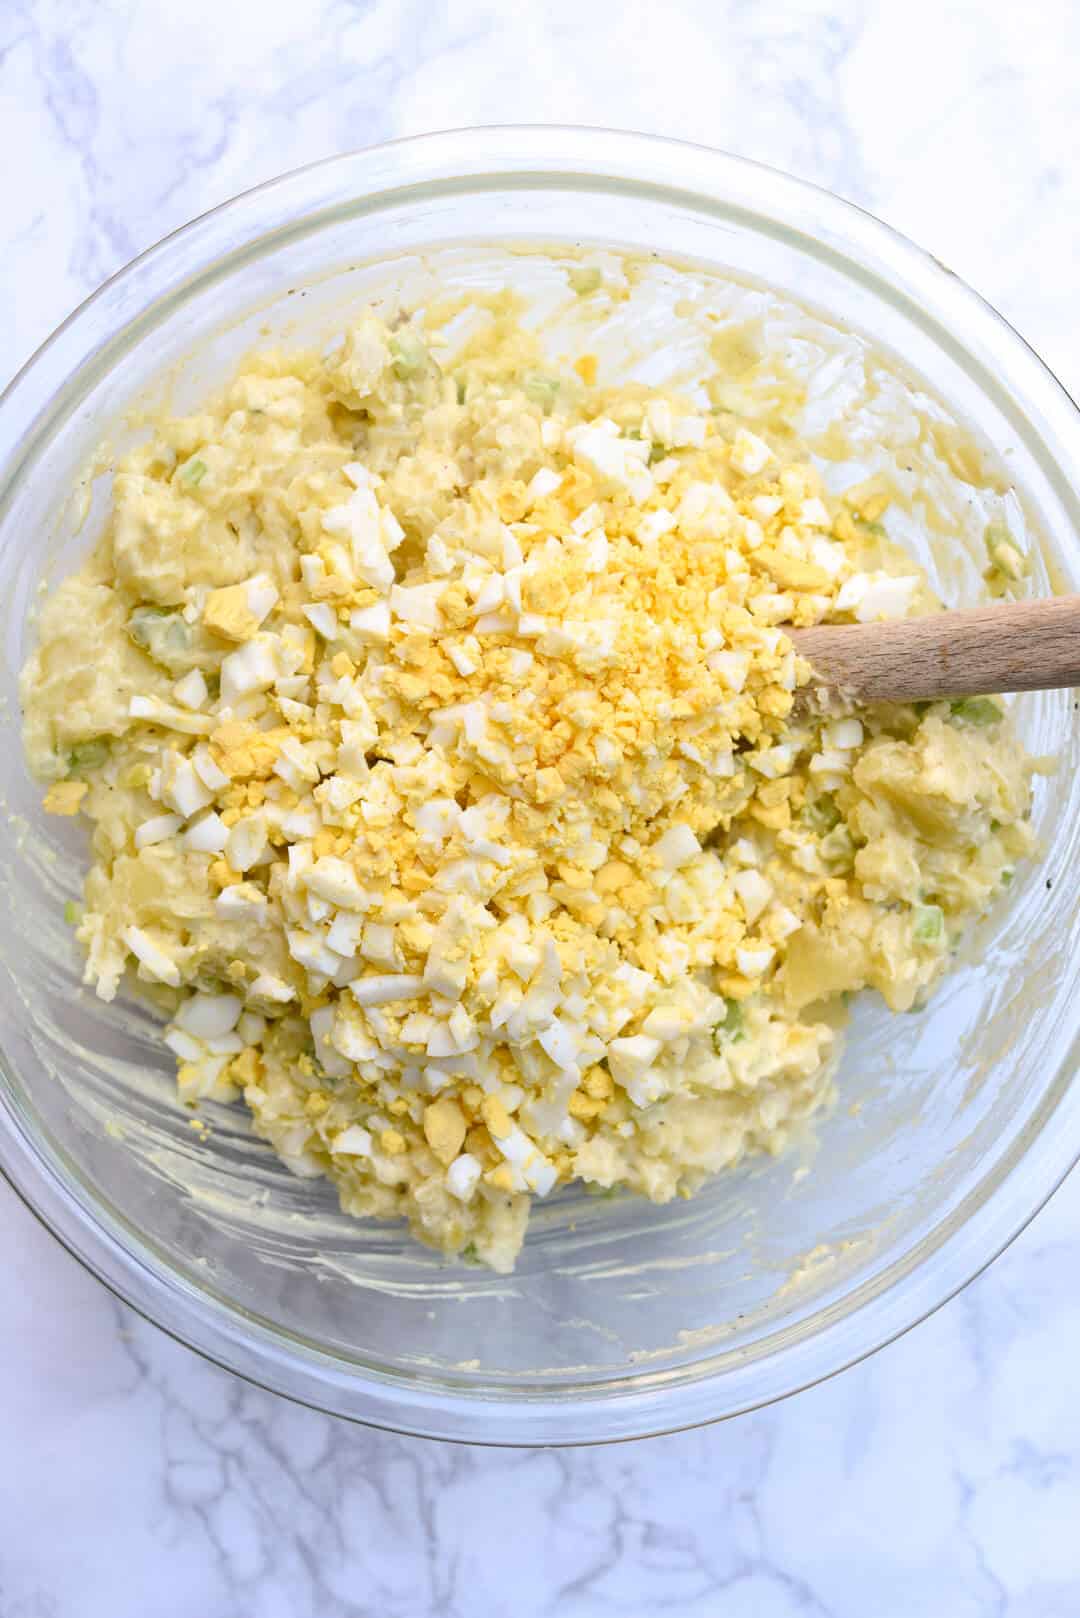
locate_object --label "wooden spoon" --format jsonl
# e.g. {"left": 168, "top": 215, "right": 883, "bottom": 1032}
{"left": 788, "top": 594, "right": 1080, "bottom": 704}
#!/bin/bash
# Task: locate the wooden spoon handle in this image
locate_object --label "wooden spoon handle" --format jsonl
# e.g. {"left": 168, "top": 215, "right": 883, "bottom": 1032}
{"left": 788, "top": 593, "right": 1080, "bottom": 703}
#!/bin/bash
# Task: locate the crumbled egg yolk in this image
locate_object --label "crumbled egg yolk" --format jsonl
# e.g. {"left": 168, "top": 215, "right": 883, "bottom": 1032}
{"left": 21, "top": 296, "right": 1036, "bottom": 1272}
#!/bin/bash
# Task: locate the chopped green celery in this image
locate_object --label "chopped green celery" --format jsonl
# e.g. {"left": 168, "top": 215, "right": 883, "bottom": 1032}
{"left": 460, "top": 1242, "right": 481, "bottom": 1263}
{"left": 984, "top": 523, "right": 1028, "bottom": 580}
{"left": 648, "top": 442, "right": 668, "bottom": 465}
{"left": 126, "top": 605, "right": 167, "bottom": 644}
{"left": 63, "top": 900, "right": 81, "bottom": 926}
{"left": 913, "top": 903, "right": 945, "bottom": 943}
{"left": 67, "top": 738, "right": 108, "bottom": 774}
{"left": 523, "top": 374, "right": 561, "bottom": 412}
{"left": 179, "top": 456, "right": 208, "bottom": 485}
{"left": 802, "top": 793, "right": 840, "bottom": 834}
{"left": 390, "top": 329, "right": 427, "bottom": 378}
{"left": 950, "top": 696, "right": 1002, "bottom": 727}
{"left": 126, "top": 607, "right": 193, "bottom": 669}
{"left": 568, "top": 266, "right": 603, "bottom": 296}
{"left": 712, "top": 998, "right": 745, "bottom": 1050}
{"left": 819, "top": 824, "right": 855, "bottom": 864}
{"left": 455, "top": 378, "right": 467, "bottom": 404}
{"left": 857, "top": 518, "right": 887, "bottom": 538}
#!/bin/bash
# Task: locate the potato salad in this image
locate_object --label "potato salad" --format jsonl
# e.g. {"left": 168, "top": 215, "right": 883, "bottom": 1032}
{"left": 21, "top": 295, "right": 1035, "bottom": 1270}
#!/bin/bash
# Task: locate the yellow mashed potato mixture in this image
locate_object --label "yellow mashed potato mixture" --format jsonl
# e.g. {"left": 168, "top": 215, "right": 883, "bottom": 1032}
{"left": 21, "top": 297, "right": 1035, "bottom": 1271}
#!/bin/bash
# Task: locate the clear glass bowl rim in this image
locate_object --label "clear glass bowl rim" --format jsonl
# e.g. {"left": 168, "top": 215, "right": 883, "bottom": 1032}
{"left": 2, "top": 124, "right": 1079, "bottom": 1446}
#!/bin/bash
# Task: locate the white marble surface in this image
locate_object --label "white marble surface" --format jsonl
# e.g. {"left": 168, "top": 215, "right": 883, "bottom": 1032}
{"left": 3, "top": 1, "right": 1080, "bottom": 1612}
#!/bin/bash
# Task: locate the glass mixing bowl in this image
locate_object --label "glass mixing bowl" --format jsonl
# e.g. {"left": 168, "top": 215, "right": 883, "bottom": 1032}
{"left": 2, "top": 128, "right": 1079, "bottom": 1446}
